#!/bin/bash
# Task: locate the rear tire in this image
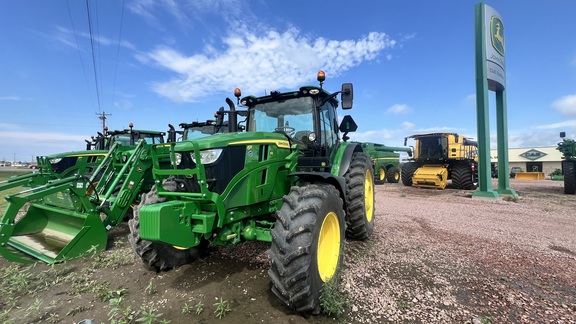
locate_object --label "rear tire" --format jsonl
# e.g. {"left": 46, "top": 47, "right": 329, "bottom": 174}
{"left": 128, "top": 181, "right": 207, "bottom": 271}
{"left": 386, "top": 166, "right": 400, "bottom": 183}
{"left": 375, "top": 166, "right": 386, "bottom": 185}
{"left": 343, "top": 152, "right": 375, "bottom": 240}
{"left": 268, "top": 184, "right": 345, "bottom": 315}
{"left": 401, "top": 162, "right": 418, "bottom": 186}
{"left": 563, "top": 160, "right": 576, "bottom": 194}
{"left": 451, "top": 161, "right": 477, "bottom": 190}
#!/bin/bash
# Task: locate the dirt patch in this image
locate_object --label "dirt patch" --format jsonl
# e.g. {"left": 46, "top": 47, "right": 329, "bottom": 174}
{"left": 1, "top": 179, "right": 575, "bottom": 323}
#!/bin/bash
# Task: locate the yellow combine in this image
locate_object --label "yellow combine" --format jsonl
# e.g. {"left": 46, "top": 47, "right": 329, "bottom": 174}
{"left": 401, "top": 133, "right": 478, "bottom": 189}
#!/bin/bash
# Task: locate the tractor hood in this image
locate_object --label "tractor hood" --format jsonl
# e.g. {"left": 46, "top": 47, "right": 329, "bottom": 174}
{"left": 173, "top": 131, "right": 292, "bottom": 152}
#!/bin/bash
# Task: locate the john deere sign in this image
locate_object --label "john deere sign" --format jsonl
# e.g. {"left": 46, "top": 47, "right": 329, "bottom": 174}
{"left": 485, "top": 5, "right": 505, "bottom": 91}
{"left": 519, "top": 149, "right": 547, "bottom": 161}
{"left": 474, "top": 2, "right": 515, "bottom": 198}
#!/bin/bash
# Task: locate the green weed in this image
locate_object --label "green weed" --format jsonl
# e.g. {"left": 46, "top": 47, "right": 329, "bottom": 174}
{"left": 195, "top": 300, "right": 204, "bottom": 315}
{"left": 502, "top": 195, "right": 519, "bottom": 202}
{"left": 108, "top": 297, "right": 135, "bottom": 324}
{"left": 213, "top": 298, "right": 231, "bottom": 319}
{"left": 145, "top": 281, "right": 158, "bottom": 295}
{"left": 136, "top": 306, "right": 166, "bottom": 324}
{"left": 181, "top": 302, "right": 193, "bottom": 315}
{"left": 319, "top": 279, "right": 349, "bottom": 317}
{"left": 66, "top": 305, "right": 93, "bottom": 317}
{"left": 100, "top": 288, "right": 127, "bottom": 302}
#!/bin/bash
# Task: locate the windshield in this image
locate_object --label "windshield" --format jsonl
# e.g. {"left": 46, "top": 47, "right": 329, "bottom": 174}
{"left": 111, "top": 134, "right": 164, "bottom": 145}
{"left": 183, "top": 126, "right": 220, "bottom": 140}
{"left": 248, "top": 97, "right": 314, "bottom": 141}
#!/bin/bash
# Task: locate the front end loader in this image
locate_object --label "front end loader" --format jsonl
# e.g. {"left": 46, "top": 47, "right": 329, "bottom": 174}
{"left": 401, "top": 133, "right": 478, "bottom": 189}
{"left": 0, "top": 118, "right": 231, "bottom": 264}
{"left": 0, "top": 125, "right": 166, "bottom": 194}
{"left": 128, "top": 72, "right": 375, "bottom": 315}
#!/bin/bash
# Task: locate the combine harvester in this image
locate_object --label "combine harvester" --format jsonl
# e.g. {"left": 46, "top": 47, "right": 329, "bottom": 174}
{"left": 401, "top": 133, "right": 478, "bottom": 189}
{"left": 358, "top": 142, "right": 412, "bottom": 184}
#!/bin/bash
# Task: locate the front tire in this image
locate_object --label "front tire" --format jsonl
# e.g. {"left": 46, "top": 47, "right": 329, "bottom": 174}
{"left": 268, "top": 184, "right": 345, "bottom": 315}
{"left": 401, "top": 162, "right": 418, "bottom": 186}
{"left": 343, "top": 152, "right": 375, "bottom": 240}
{"left": 563, "top": 160, "right": 576, "bottom": 194}
{"left": 128, "top": 181, "right": 207, "bottom": 271}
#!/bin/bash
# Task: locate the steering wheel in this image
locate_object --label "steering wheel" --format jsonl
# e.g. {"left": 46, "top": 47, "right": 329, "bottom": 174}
{"left": 274, "top": 127, "right": 296, "bottom": 136}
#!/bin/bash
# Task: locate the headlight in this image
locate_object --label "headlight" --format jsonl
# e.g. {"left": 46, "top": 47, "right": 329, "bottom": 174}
{"left": 191, "top": 149, "right": 222, "bottom": 165}
{"left": 172, "top": 153, "right": 182, "bottom": 166}
{"left": 49, "top": 158, "right": 62, "bottom": 164}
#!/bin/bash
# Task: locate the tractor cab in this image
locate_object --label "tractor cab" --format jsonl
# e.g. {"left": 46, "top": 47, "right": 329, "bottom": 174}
{"left": 240, "top": 71, "right": 355, "bottom": 171}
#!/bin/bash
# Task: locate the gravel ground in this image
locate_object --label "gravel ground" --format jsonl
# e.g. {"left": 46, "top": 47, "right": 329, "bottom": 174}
{"left": 340, "top": 179, "right": 576, "bottom": 323}
{"left": 1, "top": 173, "right": 575, "bottom": 323}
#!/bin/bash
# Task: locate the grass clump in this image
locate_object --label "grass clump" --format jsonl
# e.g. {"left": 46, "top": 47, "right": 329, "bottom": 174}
{"left": 319, "top": 279, "right": 350, "bottom": 317}
{"left": 213, "top": 298, "right": 231, "bottom": 319}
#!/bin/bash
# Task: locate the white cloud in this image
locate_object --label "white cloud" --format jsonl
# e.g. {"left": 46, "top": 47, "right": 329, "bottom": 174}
{"left": 401, "top": 121, "right": 415, "bottom": 130}
{"left": 0, "top": 96, "right": 20, "bottom": 101}
{"left": 551, "top": 94, "right": 576, "bottom": 116}
{"left": 464, "top": 94, "right": 476, "bottom": 106}
{"left": 387, "top": 104, "right": 410, "bottom": 114}
{"left": 143, "top": 28, "right": 394, "bottom": 102}
{"left": 348, "top": 129, "right": 395, "bottom": 144}
{"left": 536, "top": 119, "right": 576, "bottom": 130}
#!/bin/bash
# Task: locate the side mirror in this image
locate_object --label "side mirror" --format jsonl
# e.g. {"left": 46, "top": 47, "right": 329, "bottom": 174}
{"left": 340, "top": 83, "right": 353, "bottom": 109}
{"left": 560, "top": 131, "right": 566, "bottom": 138}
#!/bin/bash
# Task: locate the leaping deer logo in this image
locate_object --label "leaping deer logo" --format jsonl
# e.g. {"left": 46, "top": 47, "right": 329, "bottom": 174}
{"left": 491, "top": 17, "right": 505, "bottom": 56}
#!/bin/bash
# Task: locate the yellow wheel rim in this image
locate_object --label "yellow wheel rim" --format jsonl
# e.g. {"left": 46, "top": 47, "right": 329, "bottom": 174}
{"left": 317, "top": 212, "right": 341, "bottom": 282}
{"left": 394, "top": 171, "right": 400, "bottom": 181}
{"left": 365, "top": 170, "right": 374, "bottom": 222}
{"left": 379, "top": 168, "right": 386, "bottom": 181}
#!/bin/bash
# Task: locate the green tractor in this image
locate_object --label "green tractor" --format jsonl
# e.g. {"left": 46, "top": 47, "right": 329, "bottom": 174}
{"left": 358, "top": 142, "right": 412, "bottom": 184}
{"left": 0, "top": 117, "right": 232, "bottom": 264}
{"left": 127, "top": 72, "right": 375, "bottom": 314}
{"left": 557, "top": 131, "right": 576, "bottom": 194}
{"left": 0, "top": 125, "right": 166, "bottom": 194}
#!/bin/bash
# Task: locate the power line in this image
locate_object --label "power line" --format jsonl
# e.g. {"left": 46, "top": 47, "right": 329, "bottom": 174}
{"left": 66, "top": 0, "right": 94, "bottom": 109}
{"left": 85, "top": 0, "right": 101, "bottom": 112}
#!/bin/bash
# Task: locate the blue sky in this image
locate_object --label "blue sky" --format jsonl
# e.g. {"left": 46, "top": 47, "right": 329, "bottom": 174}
{"left": 1, "top": 0, "right": 575, "bottom": 162}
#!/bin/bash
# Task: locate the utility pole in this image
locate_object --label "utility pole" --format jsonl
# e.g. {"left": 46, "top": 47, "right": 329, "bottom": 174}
{"left": 96, "top": 111, "right": 112, "bottom": 133}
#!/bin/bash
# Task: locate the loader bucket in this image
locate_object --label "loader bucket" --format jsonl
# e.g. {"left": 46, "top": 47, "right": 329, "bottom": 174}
{"left": 514, "top": 172, "right": 545, "bottom": 180}
{"left": 0, "top": 180, "right": 108, "bottom": 264}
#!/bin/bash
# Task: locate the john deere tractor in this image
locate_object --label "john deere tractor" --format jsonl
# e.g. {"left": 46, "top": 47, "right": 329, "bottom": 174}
{"left": 0, "top": 117, "right": 232, "bottom": 264}
{"left": 401, "top": 133, "right": 478, "bottom": 189}
{"left": 358, "top": 142, "right": 412, "bottom": 184}
{"left": 127, "top": 72, "right": 375, "bottom": 314}
{"left": 557, "top": 131, "right": 576, "bottom": 194}
{"left": 0, "top": 124, "right": 166, "bottom": 194}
